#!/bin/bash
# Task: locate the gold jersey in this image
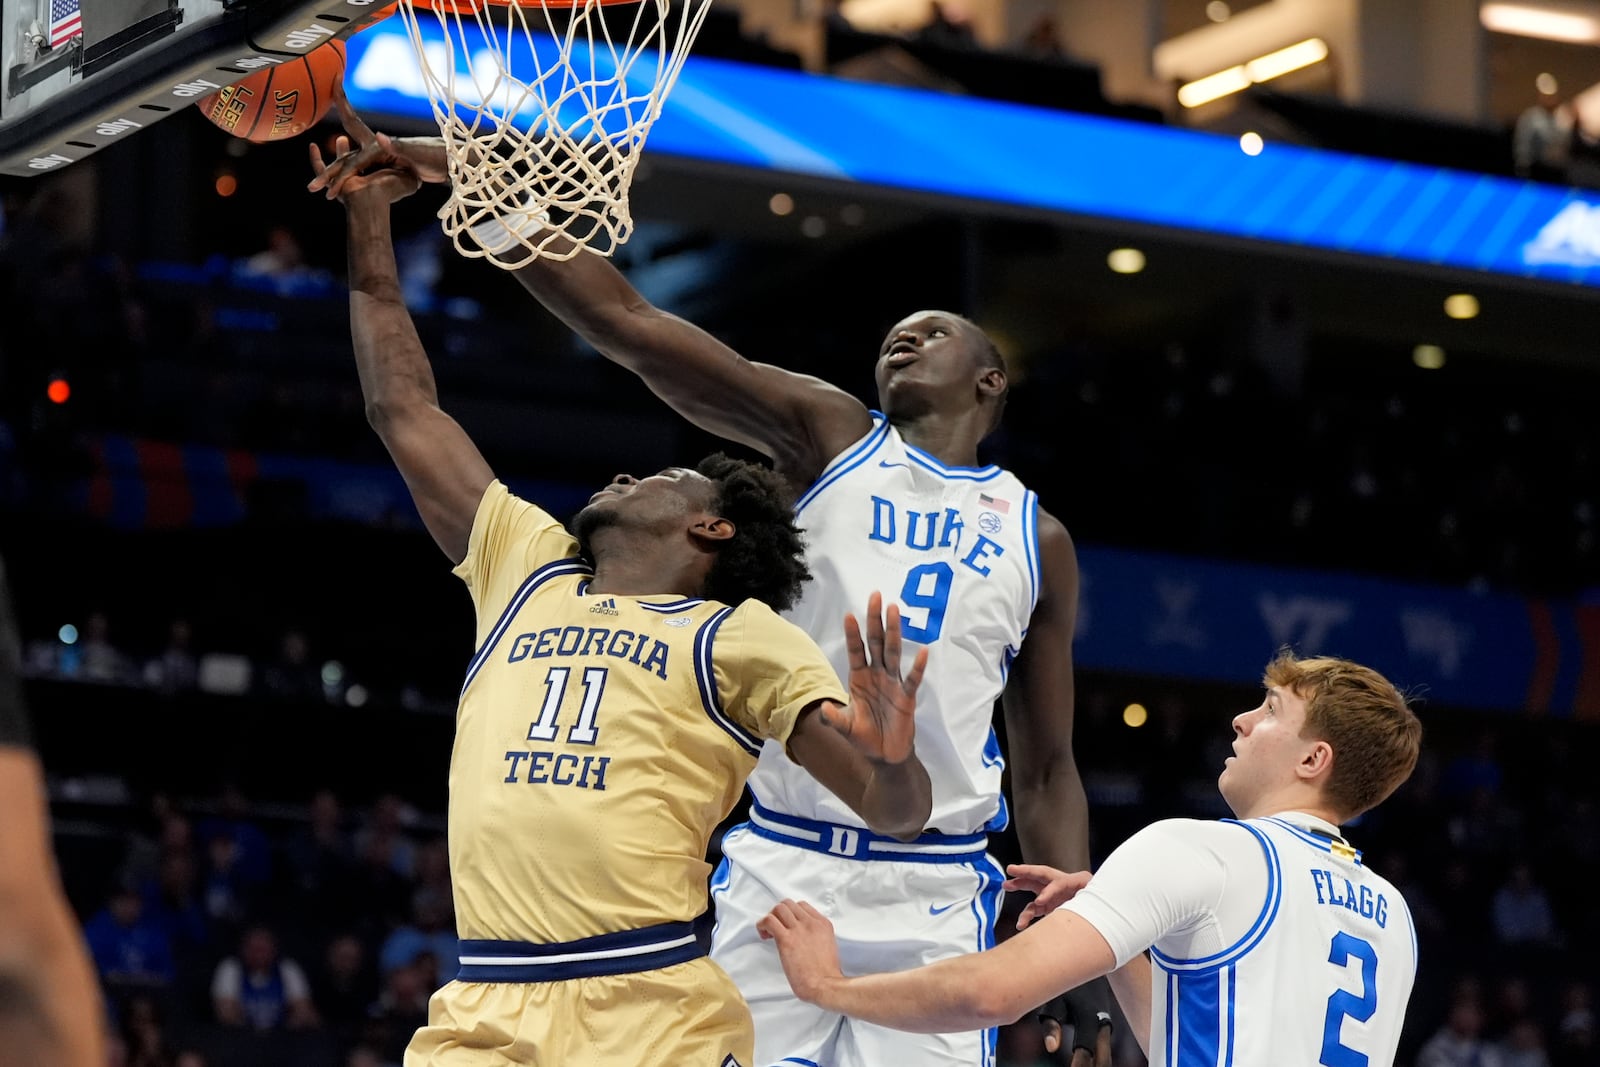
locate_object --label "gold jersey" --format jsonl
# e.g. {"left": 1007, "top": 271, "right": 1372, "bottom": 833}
{"left": 446, "top": 481, "right": 846, "bottom": 945}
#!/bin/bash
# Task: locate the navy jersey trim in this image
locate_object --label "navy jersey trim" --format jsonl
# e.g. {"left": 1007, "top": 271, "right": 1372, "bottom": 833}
{"left": 461, "top": 559, "right": 594, "bottom": 699}
{"left": 456, "top": 920, "right": 704, "bottom": 982}
{"left": 693, "top": 607, "right": 763, "bottom": 757}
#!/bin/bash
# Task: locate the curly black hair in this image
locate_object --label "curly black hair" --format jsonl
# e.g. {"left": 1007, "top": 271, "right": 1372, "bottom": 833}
{"left": 696, "top": 453, "right": 812, "bottom": 612}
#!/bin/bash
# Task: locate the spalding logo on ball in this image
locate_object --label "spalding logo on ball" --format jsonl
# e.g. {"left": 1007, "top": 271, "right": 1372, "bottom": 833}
{"left": 198, "top": 38, "right": 347, "bottom": 143}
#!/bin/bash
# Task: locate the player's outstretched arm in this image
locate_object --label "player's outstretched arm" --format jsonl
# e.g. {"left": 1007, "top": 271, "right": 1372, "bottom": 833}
{"left": 314, "top": 150, "right": 494, "bottom": 564}
{"left": 304, "top": 93, "right": 871, "bottom": 484}
{"left": 787, "top": 593, "right": 932, "bottom": 839}
{"left": 0, "top": 564, "right": 104, "bottom": 1067}
{"left": 756, "top": 899, "right": 1116, "bottom": 1034}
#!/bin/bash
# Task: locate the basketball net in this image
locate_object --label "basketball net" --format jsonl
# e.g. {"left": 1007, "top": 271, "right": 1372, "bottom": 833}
{"left": 392, "top": 0, "right": 713, "bottom": 265}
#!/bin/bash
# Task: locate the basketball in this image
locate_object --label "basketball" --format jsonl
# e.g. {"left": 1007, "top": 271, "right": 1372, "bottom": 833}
{"left": 197, "top": 40, "right": 346, "bottom": 144}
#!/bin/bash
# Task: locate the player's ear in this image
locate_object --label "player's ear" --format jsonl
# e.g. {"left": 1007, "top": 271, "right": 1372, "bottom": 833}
{"left": 976, "top": 366, "right": 1007, "bottom": 401}
{"left": 1299, "top": 739, "right": 1334, "bottom": 782}
{"left": 689, "top": 516, "right": 736, "bottom": 546}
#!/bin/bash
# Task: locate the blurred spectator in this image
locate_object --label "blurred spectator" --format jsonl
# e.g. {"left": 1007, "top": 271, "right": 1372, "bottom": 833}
{"left": 242, "top": 226, "right": 306, "bottom": 281}
{"left": 1514, "top": 91, "right": 1576, "bottom": 181}
{"left": 196, "top": 783, "right": 273, "bottom": 887}
{"left": 1492, "top": 863, "right": 1560, "bottom": 948}
{"left": 1442, "top": 730, "right": 1504, "bottom": 799}
{"left": 354, "top": 794, "right": 418, "bottom": 882}
{"left": 345, "top": 1045, "right": 389, "bottom": 1067}
{"left": 120, "top": 993, "right": 176, "bottom": 1067}
{"left": 1556, "top": 983, "right": 1596, "bottom": 1067}
{"left": 1018, "top": 15, "right": 1063, "bottom": 60}
{"left": 173, "top": 1053, "right": 207, "bottom": 1067}
{"left": 210, "top": 925, "right": 319, "bottom": 1031}
{"left": 1494, "top": 1019, "right": 1553, "bottom": 1067}
{"left": 310, "top": 933, "right": 379, "bottom": 1029}
{"left": 1418, "top": 994, "right": 1493, "bottom": 1067}
{"left": 365, "top": 961, "right": 430, "bottom": 1064}
{"left": 139, "top": 848, "right": 211, "bottom": 965}
{"left": 143, "top": 619, "right": 197, "bottom": 695}
{"left": 79, "top": 611, "right": 131, "bottom": 684}
{"left": 257, "top": 629, "right": 322, "bottom": 702}
{"left": 82, "top": 883, "right": 176, "bottom": 996}
{"left": 287, "top": 788, "right": 358, "bottom": 932}
{"left": 378, "top": 887, "right": 458, "bottom": 988}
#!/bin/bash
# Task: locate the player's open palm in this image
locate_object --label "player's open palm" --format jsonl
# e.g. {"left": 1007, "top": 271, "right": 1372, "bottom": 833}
{"left": 821, "top": 592, "right": 927, "bottom": 765}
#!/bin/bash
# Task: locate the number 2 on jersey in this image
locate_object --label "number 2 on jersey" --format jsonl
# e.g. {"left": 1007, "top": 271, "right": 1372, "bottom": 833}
{"left": 526, "top": 666, "right": 607, "bottom": 745}
{"left": 1320, "top": 932, "right": 1378, "bottom": 1067}
{"left": 898, "top": 562, "right": 953, "bottom": 642}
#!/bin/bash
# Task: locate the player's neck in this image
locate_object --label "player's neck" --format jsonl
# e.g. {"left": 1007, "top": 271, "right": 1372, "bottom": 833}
{"left": 586, "top": 542, "right": 708, "bottom": 600}
{"left": 892, "top": 412, "right": 986, "bottom": 468}
{"left": 1244, "top": 793, "right": 1344, "bottom": 828}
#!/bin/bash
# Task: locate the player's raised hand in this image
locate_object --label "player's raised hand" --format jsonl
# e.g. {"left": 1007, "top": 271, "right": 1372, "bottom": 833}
{"left": 308, "top": 140, "right": 419, "bottom": 207}
{"left": 307, "top": 85, "right": 449, "bottom": 199}
{"left": 756, "top": 899, "right": 843, "bottom": 1004}
{"left": 1005, "top": 864, "right": 1093, "bottom": 930}
{"left": 819, "top": 592, "right": 927, "bottom": 765}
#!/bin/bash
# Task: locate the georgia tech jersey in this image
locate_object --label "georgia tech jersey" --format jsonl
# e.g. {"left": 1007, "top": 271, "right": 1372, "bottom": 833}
{"left": 748, "top": 413, "right": 1040, "bottom": 835}
{"left": 448, "top": 481, "right": 847, "bottom": 945}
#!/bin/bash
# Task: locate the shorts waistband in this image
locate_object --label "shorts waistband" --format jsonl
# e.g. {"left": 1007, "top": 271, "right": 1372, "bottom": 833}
{"left": 742, "top": 800, "right": 988, "bottom": 864}
{"left": 456, "top": 919, "right": 704, "bottom": 982}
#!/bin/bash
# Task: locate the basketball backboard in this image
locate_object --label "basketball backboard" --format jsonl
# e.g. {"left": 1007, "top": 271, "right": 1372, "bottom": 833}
{"left": 0, "top": 0, "right": 394, "bottom": 177}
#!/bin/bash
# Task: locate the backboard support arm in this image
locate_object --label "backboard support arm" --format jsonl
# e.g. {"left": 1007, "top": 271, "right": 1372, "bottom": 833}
{"left": 0, "top": 0, "right": 396, "bottom": 177}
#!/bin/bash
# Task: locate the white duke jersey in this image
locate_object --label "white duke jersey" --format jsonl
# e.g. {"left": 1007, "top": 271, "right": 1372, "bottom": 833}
{"left": 1062, "top": 812, "right": 1418, "bottom": 1067}
{"left": 746, "top": 412, "right": 1041, "bottom": 835}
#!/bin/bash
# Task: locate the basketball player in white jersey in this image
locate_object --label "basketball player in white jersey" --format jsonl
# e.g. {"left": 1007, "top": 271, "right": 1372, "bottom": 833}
{"left": 310, "top": 104, "right": 1107, "bottom": 1067}
{"left": 758, "top": 653, "right": 1424, "bottom": 1067}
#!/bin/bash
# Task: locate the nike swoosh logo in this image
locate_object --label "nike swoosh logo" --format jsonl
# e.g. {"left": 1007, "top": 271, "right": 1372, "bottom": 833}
{"left": 928, "top": 901, "right": 962, "bottom": 916}
{"left": 879, "top": 460, "right": 910, "bottom": 469}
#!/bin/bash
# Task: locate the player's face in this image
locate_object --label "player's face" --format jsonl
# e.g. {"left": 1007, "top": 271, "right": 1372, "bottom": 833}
{"left": 573, "top": 468, "right": 717, "bottom": 544}
{"left": 873, "top": 311, "right": 993, "bottom": 417}
{"left": 1218, "top": 685, "right": 1314, "bottom": 818}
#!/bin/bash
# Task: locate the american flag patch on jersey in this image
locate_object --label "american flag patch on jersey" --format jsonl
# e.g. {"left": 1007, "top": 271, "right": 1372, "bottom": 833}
{"left": 978, "top": 493, "right": 1011, "bottom": 514}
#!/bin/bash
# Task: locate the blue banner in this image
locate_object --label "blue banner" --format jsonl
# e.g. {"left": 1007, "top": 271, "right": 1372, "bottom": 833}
{"left": 1074, "top": 545, "right": 1600, "bottom": 719}
{"left": 43, "top": 429, "right": 1600, "bottom": 718}
{"left": 341, "top": 16, "right": 1600, "bottom": 288}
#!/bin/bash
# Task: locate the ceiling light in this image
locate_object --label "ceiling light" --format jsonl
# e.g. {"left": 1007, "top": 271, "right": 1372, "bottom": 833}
{"left": 1481, "top": 2, "right": 1600, "bottom": 43}
{"left": 1178, "top": 65, "right": 1251, "bottom": 108}
{"left": 1178, "top": 38, "right": 1329, "bottom": 109}
{"left": 1123, "top": 703, "right": 1149, "bottom": 728}
{"left": 768, "top": 193, "right": 794, "bottom": 216}
{"left": 1246, "top": 37, "right": 1331, "bottom": 82}
{"left": 1413, "top": 344, "right": 1447, "bottom": 370}
{"left": 1240, "top": 131, "right": 1265, "bottom": 156}
{"left": 1444, "top": 294, "right": 1480, "bottom": 320}
{"left": 1108, "top": 248, "right": 1147, "bottom": 274}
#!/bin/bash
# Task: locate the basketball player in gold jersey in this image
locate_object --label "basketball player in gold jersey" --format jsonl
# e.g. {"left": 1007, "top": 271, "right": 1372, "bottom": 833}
{"left": 318, "top": 153, "right": 934, "bottom": 1066}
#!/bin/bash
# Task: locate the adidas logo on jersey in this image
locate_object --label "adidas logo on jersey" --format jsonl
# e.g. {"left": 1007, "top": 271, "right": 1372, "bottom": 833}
{"left": 589, "top": 597, "right": 620, "bottom": 616}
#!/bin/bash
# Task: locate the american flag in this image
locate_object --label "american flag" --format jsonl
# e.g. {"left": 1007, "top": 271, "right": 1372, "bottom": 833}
{"left": 47, "top": 0, "right": 82, "bottom": 48}
{"left": 978, "top": 493, "right": 1011, "bottom": 514}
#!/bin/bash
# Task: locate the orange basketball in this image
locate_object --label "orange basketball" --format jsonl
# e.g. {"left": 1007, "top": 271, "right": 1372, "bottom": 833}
{"left": 198, "top": 40, "right": 346, "bottom": 144}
